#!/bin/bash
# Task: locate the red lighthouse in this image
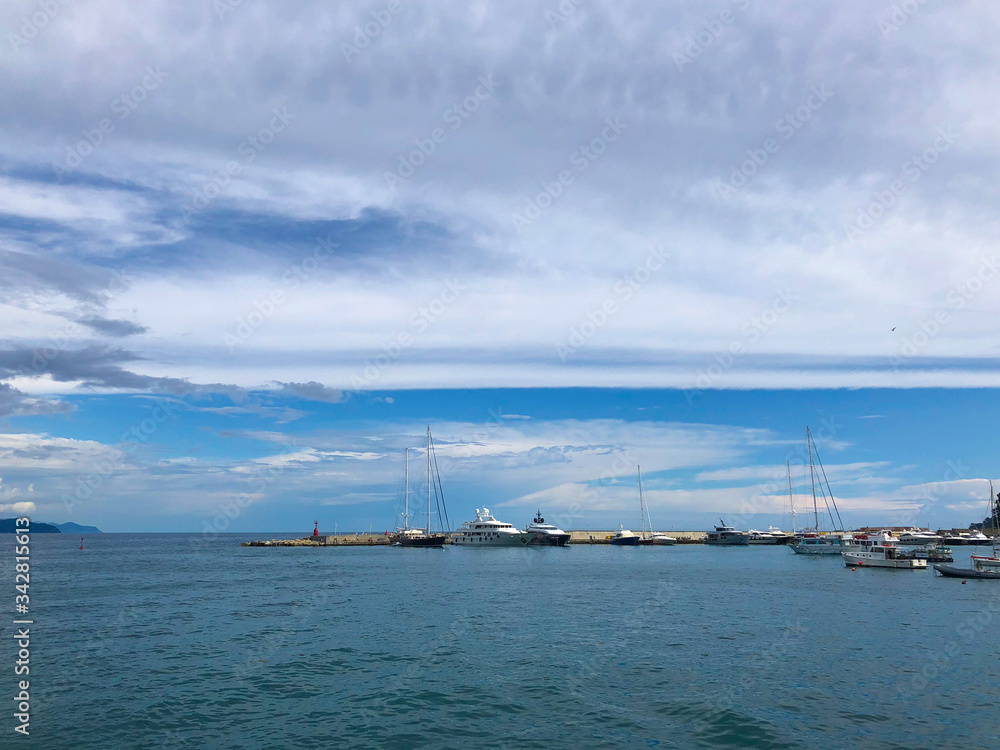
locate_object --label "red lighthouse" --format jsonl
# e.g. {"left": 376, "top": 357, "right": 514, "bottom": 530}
{"left": 313, "top": 521, "right": 319, "bottom": 537}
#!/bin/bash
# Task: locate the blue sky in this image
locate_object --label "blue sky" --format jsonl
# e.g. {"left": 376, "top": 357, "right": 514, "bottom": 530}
{"left": 1, "top": 1, "right": 998, "bottom": 531}
{"left": 2, "top": 387, "right": 997, "bottom": 533}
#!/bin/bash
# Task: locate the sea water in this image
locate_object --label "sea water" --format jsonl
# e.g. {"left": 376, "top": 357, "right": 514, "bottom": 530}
{"left": 4, "top": 533, "right": 998, "bottom": 749}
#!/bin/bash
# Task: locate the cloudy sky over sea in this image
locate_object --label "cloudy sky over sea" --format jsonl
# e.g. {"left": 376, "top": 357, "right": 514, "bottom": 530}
{"left": 1, "top": 0, "right": 998, "bottom": 531}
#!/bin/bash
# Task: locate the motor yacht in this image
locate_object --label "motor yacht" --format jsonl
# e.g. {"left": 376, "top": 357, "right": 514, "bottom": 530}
{"left": 524, "top": 510, "right": 571, "bottom": 546}
{"left": 897, "top": 528, "right": 942, "bottom": 545}
{"left": 453, "top": 508, "right": 530, "bottom": 546}
{"left": 706, "top": 520, "right": 748, "bottom": 546}
{"left": 747, "top": 529, "right": 777, "bottom": 545}
{"left": 610, "top": 525, "right": 640, "bottom": 546}
{"left": 967, "top": 530, "right": 995, "bottom": 546}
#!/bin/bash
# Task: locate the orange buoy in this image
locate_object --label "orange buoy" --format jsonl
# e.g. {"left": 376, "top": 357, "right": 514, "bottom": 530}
{"left": 851, "top": 567, "right": 856, "bottom": 571}
{"left": 79, "top": 537, "right": 84, "bottom": 550}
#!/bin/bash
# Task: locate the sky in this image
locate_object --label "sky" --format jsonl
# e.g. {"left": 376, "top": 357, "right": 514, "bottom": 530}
{"left": 0, "top": 1, "right": 998, "bottom": 532}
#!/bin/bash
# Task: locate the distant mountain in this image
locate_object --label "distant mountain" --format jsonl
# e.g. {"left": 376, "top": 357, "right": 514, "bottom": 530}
{"left": 0, "top": 519, "right": 60, "bottom": 533}
{"left": 54, "top": 522, "right": 102, "bottom": 534}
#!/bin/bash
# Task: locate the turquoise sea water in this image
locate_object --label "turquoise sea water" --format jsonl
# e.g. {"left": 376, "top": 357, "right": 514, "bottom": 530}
{"left": 4, "top": 534, "right": 999, "bottom": 749}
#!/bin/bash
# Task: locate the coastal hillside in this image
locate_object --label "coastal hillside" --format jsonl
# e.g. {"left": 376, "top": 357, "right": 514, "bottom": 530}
{"left": 54, "top": 522, "right": 103, "bottom": 534}
{"left": 0, "top": 519, "right": 60, "bottom": 533}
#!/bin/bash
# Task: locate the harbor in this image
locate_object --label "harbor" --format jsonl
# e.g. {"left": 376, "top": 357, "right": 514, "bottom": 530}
{"left": 241, "top": 527, "right": 996, "bottom": 548}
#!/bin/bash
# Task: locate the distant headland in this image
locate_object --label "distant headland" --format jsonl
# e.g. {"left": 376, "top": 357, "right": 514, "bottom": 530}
{"left": 0, "top": 519, "right": 102, "bottom": 534}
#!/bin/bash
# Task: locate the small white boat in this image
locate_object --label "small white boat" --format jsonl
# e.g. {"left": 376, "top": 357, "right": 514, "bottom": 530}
{"left": 971, "top": 553, "right": 1000, "bottom": 571}
{"left": 842, "top": 531, "right": 926, "bottom": 569}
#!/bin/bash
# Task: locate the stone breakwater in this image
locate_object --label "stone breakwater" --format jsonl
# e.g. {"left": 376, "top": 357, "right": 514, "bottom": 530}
{"left": 242, "top": 531, "right": 711, "bottom": 547}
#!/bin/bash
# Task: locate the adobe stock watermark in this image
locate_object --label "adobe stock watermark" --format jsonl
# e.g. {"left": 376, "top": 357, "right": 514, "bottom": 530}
{"left": 555, "top": 246, "right": 671, "bottom": 361}
{"left": 53, "top": 66, "right": 167, "bottom": 179}
{"left": 713, "top": 85, "right": 833, "bottom": 199}
{"left": 184, "top": 107, "right": 295, "bottom": 215}
{"left": 673, "top": 0, "right": 751, "bottom": 72}
{"left": 349, "top": 279, "right": 466, "bottom": 390}
{"left": 545, "top": 0, "right": 586, "bottom": 29}
{"left": 384, "top": 74, "right": 499, "bottom": 191}
{"left": 683, "top": 288, "right": 798, "bottom": 403}
{"left": 510, "top": 116, "right": 626, "bottom": 234}
{"left": 6, "top": 0, "right": 71, "bottom": 54}
{"left": 224, "top": 236, "right": 337, "bottom": 351}
{"left": 340, "top": 0, "right": 403, "bottom": 62}
{"left": 878, "top": 0, "right": 929, "bottom": 40}
{"left": 843, "top": 126, "right": 956, "bottom": 243}
{"left": 888, "top": 255, "right": 998, "bottom": 371}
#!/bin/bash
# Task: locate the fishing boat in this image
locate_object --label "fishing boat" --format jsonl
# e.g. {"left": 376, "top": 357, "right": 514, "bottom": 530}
{"left": 705, "top": 520, "right": 748, "bottom": 545}
{"left": 392, "top": 428, "right": 449, "bottom": 548}
{"left": 842, "top": 531, "right": 926, "bottom": 569}
{"left": 789, "top": 428, "right": 847, "bottom": 556}
{"left": 453, "top": 508, "right": 530, "bottom": 546}
{"left": 635, "top": 466, "right": 676, "bottom": 546}
{"left": 524, "top": 510, "right": 571, "bottom": 546}
{"left": 934, "top": 563, "right": 1000, "bottom": 579}
{"left": 610, "top": 525, "right": 640, "bottom": 546}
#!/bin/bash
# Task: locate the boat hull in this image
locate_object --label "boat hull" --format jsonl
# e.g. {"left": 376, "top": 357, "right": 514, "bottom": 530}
{"left": 789, "top": 541, "right": 841, "bottom": 555}
{"left": 706, "top": 538, "right": 748, "bottom": 546}
{"left": 527, "top": 532, "right": 571, "bottom": 546}
{"left": 610, "top": 536, "right": 640, "bottom": 546}
{"left": 453, "top": 533, "right": 530, "bottom": 547}
{"left": 935, "top": 563, "right": 1000, "bottom": 579}
{"left": 748, "top": 538, "right": 778, "bottom": 545}
{"left": 394, "top": 534, "right": 446, "bottom": 548}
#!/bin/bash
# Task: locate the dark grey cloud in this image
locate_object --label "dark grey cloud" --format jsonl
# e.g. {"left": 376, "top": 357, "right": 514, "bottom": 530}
{"left": 0, "top": 383, "right": 72, "bottom": 418}
{"left": 274, "top": 381, "right": 344, "bottom": 403}
{"left": 76, "top": 317, "right": 148, "bottom": 337}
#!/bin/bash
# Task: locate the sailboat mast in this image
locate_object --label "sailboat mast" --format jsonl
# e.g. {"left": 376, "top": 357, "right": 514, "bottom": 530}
{"left": 638, "top": 466, "right": 646, "bottom": 537}
{"left": 787, "top": 460, "right": 796, "bottom": 534}
{"left": 807, "top": 427, "right": 819, "bottom": 532}
{"left": 404, "top": 448, "right": 409, "bottom": 531}
{"left": 426, "top": 426, "right": 431, "bottom": 533}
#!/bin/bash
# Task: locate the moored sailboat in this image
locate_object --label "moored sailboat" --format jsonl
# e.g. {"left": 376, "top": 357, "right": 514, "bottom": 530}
{"left": 393, "top": 427, "right": 450, "bottom": 548}
{"left": 636, "top": 466, "right": 676, "bottom": 546}
{"left": 789, "top": 428, "right": 846, "bottom": 556}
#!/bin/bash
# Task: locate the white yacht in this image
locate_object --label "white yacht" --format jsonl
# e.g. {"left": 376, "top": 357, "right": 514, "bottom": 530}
{"left": 967, "top": 530, "right": 994, "bottom": 546}
{"left": 897, "top": 528, "right": 941, "bottom": 545}
{"left": 747, "top": 529, "right": 778, "bottom": 545}
{"left": 705, "top": 521, "right": 748, "bottom": 546}
{"left": 842, "top": 531, "right": 926, "bottom": 569}
{"left": 453, "top": 508, "right": 530, "bottom": 547}
{"left": 524, "top": 510, "right": 571, "bottom": 546}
